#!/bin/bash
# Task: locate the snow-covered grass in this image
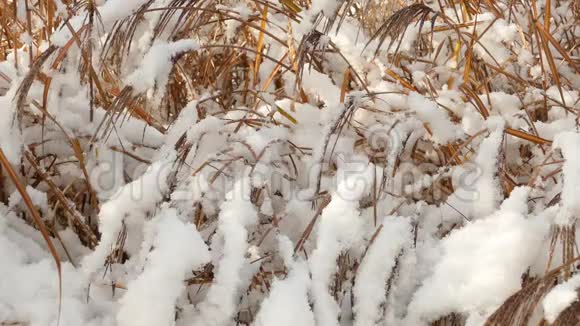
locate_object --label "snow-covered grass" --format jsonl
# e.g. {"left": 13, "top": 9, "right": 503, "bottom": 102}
{"left": 0, "top": 0, "right": 579, "bottom": 325}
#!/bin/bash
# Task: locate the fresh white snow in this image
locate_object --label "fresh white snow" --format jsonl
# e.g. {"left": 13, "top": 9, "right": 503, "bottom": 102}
{"left": 1, "top": 0, "right": 579, "bottom": 325}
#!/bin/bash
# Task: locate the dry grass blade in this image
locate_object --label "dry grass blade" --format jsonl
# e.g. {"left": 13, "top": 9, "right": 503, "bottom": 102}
{"left": 485, "top": 256, "right": 580, "bottom": 326}
{"left": 0, "top": 148, "right": 62, "bottom": 324}
{"left": 460, "top": 83, "right": 490, "bottom": 119}
{"left": 253, "top": 4, "right": 268, "bottom": 87}
{"left": 280, "top": 0, "right": 301, "bottom": 16}
{"left": 386, "top": 68, "right": 417, "bottom": 91}
{"left": 505, "top": 128, "right": 552, "bottom": 145}
{"left": 365, "top": 3, "right": 436, "bottom": 56}
{"left": 550, "top": 300, "right": 580, "bottom": 325}
{"left": 276, "top": 106, "right": 298, "bottom": 124}
{"left": 14, "top": 45, "right": 57, "bottom": 126}
{"left": 0, "top": 322, "right": 29, "bottom": 326}
{"left": 293, "top": 194, "right": 331, "bottom": 255}
{"left": 70, "top": 139, "right": 99, "bottom": 208}
{"left": 23, "top": 150, "right": 98, "bottom": 249}
{"left": 535, "top": 24, "right": 567, "bottom": 106}
{"left": 340, "top": 67, "right": 351, "bottom": 103}
{"left": 431, "top": 313, "right": 466, "bottom": 326}
{"left": 533, "top": 21, "right": 579, "bottom": 73}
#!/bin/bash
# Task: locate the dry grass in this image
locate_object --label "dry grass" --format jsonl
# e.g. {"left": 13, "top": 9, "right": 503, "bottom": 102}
{"left": 0, "top": 0, "right": 578, "bottom": 324}
{"left": 551, "top": 300, "right": 580, "bottom": 325}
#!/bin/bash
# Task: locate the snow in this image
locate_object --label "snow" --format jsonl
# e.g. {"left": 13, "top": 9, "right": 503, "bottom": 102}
{"left": 309, "top": 157, "right": 372, "bottom": 326}
{"left": 81, "top": 152, "right": 176, "bottom": 278}
{"left": 253, "top": 236, "right": 315, "bottom": 326}
{"left": 406, "top": 187, "right": 549, "bottom": 324}
{"left": 191, "top": 177, "right": 258, "bottom": 326}
{"left": 472, "top": 129, "right": 503, "bottom": 218}
{"left": 409, "top": 92, "right": 460, "bottom": 145}
{"left": 0, "top": 207, "right": 114, "bottom": 326}
{"left": 473, "top": 19, "right": 518, "bottom": 64}
{"left": 9, "top": 185, "right": 48, "bottom": 213}
{"left": 253, "top": 259, "right": 315, "bottom": 326}
{"left": 0, "top": 88, "right": 22, "bottom": 164}
{"left": 117, "top": 207, "right": 210, "bottom": 326}
{"left": 552, "top": 132, "right": 580, "bottom": 225}
{"left": 542, "top": 274, "right": 580, "bottom": 323}
{"left": 353, "top": 217, "right": 412, "bottom": 326}
{"left": 126, "top": 40, "right": 200, "bottom": 95}
{"left": 2, "top": 0, "right": 580, "bottom": 325}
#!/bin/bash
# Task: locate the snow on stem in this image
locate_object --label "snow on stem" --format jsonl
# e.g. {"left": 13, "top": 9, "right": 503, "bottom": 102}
{"left": 126, "top": 40, "right": 200, "bottom": 98}
{"left": 253, "top": 236, "right": 315, "bottom": 326}
{"left": 406, "top": 187, "right": 549, "bottom": 324}
{"left": 117, "top": 206, "right": 210, "bottom": 326}
{"left": 81, "top": 152, "right": 177, "bottom": 278}
{"left": 353, "top": 217, "right": 412, "bottom": 326}
{"left": 542, "top": 274, "right": 580, "bottom": 323}
{"left": 309, "top": 157, "right": 373, "bottom": 326}
{"left": 192, "top": 176, "right": 258, "bottom": 326}
{"left": 552, "top": 132, "right": 580, "bottom": 225}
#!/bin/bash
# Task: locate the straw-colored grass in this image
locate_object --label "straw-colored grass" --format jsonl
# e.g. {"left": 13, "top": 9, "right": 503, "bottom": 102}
{"left": 0, "top": 0, "right": 578, "bottom": 324}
